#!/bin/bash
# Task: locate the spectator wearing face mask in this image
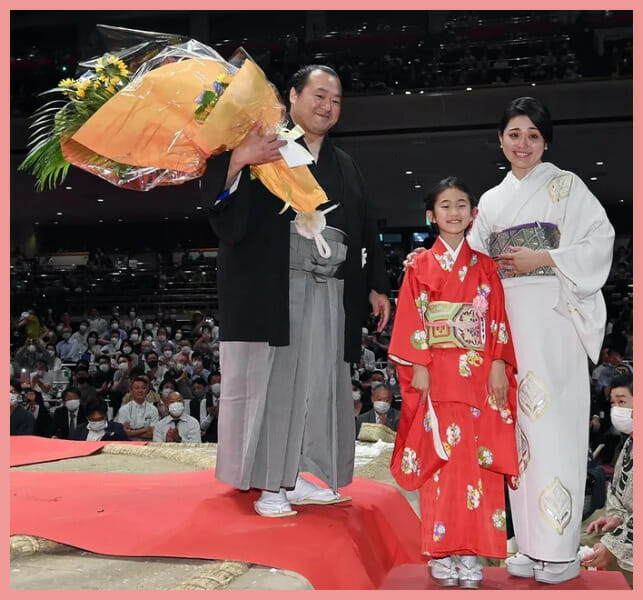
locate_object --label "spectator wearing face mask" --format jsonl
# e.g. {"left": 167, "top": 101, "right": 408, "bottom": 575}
{"left": 154, "top": 327, "right": 170, "bottom": 354}
{"left": 70, "top": 320, "right": 90, "bottom": 353}
{"left": 581, "top": 374, "right": 633, "bottom": 588}
{"left": 171, "top": 328, "right": 186, "bottom": 351}
{"left": 123, "top": 308, "right": 143, "bottom": 332}
{"left": 158, "top": 379, "right": 178, "bottom": 418}
{"left": 81, "top": 331, "right": 102, "bottom": 363}
{"left": 100, "top": 329, "right": 123, "bottom": 357}
{"left": 52, "top": 387, "right": 87, "bottom": 439}
{"left": 93, "top": 356, "right": 115, "bottom": 399}
{"left": 23, "top": 388, "right": 54, "bottom": 437}
{"left": 15, "top": 337, "right": 48, "bottom": 372}
{"left": 118, "top": 340, "right": 139, "bottom": 368}
{"left": 144, "top": 350, "right": 166, "bottom": 391}
{"left": 56, "top": 326, "right": 81, "bottom": 363}
{"left": 186, "top": 350, "right": 210, "bottom": 382}
{"left": 100, "top": 319, "right": 127, "bottom": 345}
{"left": 127, "top": 327, "right": 143, "bottom": 353}
{"left": 190, "top": 377, "right": 218, "bottom": 442}
{"left": 357, "top": 384, "right": 400, "bottom": 431}
{"left": 30, "top": 359, "right": 54, "bottom": 403}
{"left": 72, "top": 398, "right": 129, "bottom": 442}
{"left": 10, "top": 380, "right": 35, "bottom": 436}
{"left": 115, "top": 377, "right": 159, "bottom": 440}
{"left": 159, "top": 344, "right": 175, "bottom": 369}
{"left": 153, "top": 391, "right": 201, "bottom": 443}
{"left": 45, "top": 343, "right": 62, "bottom": 371}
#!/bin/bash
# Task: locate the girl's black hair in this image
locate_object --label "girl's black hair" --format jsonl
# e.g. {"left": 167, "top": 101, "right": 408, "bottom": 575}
{"left": 289, "top": 65, "right": 341, "bottom": 94}
{"left": 424, "top": 176, "right": 478, "bottom": 212}
{"left": 498, "top": 96, "right": 553, "bottom": 146}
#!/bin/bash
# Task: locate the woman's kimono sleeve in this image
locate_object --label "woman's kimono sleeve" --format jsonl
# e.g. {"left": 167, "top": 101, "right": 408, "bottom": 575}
{"left": 485, "top": 264, "right": 517, "bottom": 371}
{"left": 549, "top": 176, "right": 615, "bottom": 362}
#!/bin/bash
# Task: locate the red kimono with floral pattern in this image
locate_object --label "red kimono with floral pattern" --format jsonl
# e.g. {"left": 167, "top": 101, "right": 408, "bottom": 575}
{"left": 389, "top": 238, "right": 519, "bottom": 559}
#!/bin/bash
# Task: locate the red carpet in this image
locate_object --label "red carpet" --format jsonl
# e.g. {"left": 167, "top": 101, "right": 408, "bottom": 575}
{"left": 10, "top": 469, "right": 423, "bottom": 590}
{"left": 10, "top": 436, "right": 146, "bottom": 467}
{"left": 380, "top": 564, "right": 630, "bottom": 590}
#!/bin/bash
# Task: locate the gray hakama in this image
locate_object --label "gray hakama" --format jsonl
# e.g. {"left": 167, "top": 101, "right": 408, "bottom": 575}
{"left": 216, "top": 223, "right": 354, "bottom": 492}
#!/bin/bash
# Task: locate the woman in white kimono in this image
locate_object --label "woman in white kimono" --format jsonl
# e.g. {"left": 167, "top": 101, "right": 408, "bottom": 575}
{"left": 467, "top": 97, "right": 614, "bottom": 584}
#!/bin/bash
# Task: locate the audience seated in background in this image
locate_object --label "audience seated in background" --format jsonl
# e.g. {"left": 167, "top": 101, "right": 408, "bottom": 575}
{"left": 72, "top": 398, "right": 129, "bottom": 442}
{"left": 356, "top": 383, "right": 400, "bottom": 437}
{"left": 581, "top": 373, "right": 633, "bottom": 588}
{"left": 115, "top": 376, "right": 159, "bottom": 441}
{"left": 10, "top": 379, "right": 35, "bottom": 436}
{"left": 189, "top": 376, "right": 218, "bottom": 443}
{"left": 153, "top": 391, "right": 201, "bottom": 443}
{"left": 23, "top": 388, "right": 54, "bottom": 437}
{"left": 52, "top": 386, "right": 87, "bottom": 439}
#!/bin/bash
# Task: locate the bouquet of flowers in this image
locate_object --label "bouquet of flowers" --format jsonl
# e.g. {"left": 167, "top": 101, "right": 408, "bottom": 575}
{"left": 19, "top": 25, "right": 327, "bottom": 213}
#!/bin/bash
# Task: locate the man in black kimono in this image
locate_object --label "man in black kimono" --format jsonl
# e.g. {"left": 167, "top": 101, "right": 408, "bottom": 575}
{"left": 202, "top": 65, "right": 390, "bottom": 517}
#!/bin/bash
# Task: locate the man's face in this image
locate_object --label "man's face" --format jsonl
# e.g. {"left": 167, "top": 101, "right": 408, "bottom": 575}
{"left": 610, "top": 386, "right": 633, "bottom": 410}
{"left": 192, "top": 383, "right": 206, "bottom": 398}
{"left": 371, "top": 387, "right": 392, "bottom": 406}
{"left": 289, "top": 69, "right": 342, "bottom": 137}
{"left": 608, "top": 351, "right": 623, "bottom": 366}
{"left": 131, "top": 381, "right": 148, "bottom": 402}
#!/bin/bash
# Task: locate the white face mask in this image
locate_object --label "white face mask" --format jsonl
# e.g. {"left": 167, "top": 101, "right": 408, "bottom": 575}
{"left": 118, "top": 362, "right": 129, "bottom": 371}
{"left": 47, "top": 349, "right": 56, "bottom": 356}
{"left": 168, "top": 402, "right": 185, "bottom": 418}
{"left": 611, "top": 406, "right": 633, "bottom": 435}
{"left": 161, "top": 388, "right": 173, "bottom": 398}
{"left": 27, "top": 344, "right": 36, "bottom": 352}
{"left": 373, "top": 401, "right": 391, "bottom": 414}
{"left": 10, "top": 393, "right": 21, "bottom": 406}
{"left": 99, "top": 363, "right": 110, "bottom": 372}
{"left": 211, "top": 383, "right": 221, "bottom": 396}
{"left": 87, "top": 420, "right": 107, "bottom": 432}
{"left": 65, "top": 399, "right": 80, "bottom": 412}
{"left": 163, "top": 350, "right": 173, "bottom": 357}
{"left": 130, "top": 334, "right": 139, "bottom": 342}
{"left": 80, "top": 324, "right": 88, "bottom": 332}
{"left": 352, "top": 390, "right": 362, "bottom": 402}
{"left": 122, "top": 346, "right": 132, "bottom": 355}
{"left": 192, "top": 360, "right": 202, "bottom": 368}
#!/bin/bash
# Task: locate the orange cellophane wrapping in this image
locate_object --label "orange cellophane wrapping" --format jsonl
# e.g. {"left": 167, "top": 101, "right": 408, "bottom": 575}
{"left": 70, "top": 57, "right": 327, "bottom": 212}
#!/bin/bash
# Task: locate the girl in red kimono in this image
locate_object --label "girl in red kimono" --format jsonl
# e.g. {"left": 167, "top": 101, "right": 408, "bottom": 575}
{"left": 388, "top": 176, "right": 519, "bottom": 588}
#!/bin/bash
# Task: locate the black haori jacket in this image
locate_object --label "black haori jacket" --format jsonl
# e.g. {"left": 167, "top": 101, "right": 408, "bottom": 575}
{"left": 201, "top": 134, "right": 389, "bottom": 363}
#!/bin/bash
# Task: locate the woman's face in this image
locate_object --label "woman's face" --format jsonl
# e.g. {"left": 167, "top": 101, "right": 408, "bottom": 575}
{"left": 499, "top": 115, "right": 545, "bottom": 178}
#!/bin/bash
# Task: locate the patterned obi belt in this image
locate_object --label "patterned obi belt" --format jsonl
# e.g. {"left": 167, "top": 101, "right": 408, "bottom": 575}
{"left": 425, "top": 301, "right": 484, "bottom": 350}
{"left": 488, "top": 222, "right": 560, "bottom": 279}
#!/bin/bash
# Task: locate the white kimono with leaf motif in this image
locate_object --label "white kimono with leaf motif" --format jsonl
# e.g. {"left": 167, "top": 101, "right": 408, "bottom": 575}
{"left": 468, "top": 161, "right": 614, "bottom": 561}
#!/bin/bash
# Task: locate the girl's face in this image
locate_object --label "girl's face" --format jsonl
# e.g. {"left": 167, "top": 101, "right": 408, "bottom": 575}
{"left": 499, "top": 115, "right": 545, "bottom": 178}
{"left": 427, "top": 188, "right": 474, "bottom": 238}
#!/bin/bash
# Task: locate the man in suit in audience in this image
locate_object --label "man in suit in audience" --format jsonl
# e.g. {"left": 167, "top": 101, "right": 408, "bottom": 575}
{"left": 356, "top": 384, "right": 400, "bottom": 436}
{"left": 52, "top": 386, "right": 87, "bottom": 439}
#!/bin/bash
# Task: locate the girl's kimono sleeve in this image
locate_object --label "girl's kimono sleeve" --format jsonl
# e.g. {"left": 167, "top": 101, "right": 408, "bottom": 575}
{"left": 388, "top": 260, "right": 432, "bottom": 368}
{"left": 389, "top": 259, "right": 447, "bottom": 491}
{"left": 467, "top": 192, "right": 493, "bottom": 255}
{"left": 479, "top": 261, "right": 519, "bottom": 483}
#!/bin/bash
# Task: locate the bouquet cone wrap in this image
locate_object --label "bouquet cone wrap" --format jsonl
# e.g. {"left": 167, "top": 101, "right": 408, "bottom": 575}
{"left": 70, "top": 56, "right": 327, "bottom": 211}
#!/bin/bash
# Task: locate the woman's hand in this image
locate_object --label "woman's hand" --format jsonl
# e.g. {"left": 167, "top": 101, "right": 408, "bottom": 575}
{"left": 497, "top": 246, "right": 554, "bottom": 275}
{"left": 488, "top": 359, "right": 509, "bottom": 408}
{"left": 411, "top": 364, "right": 430, "bottom": 400}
